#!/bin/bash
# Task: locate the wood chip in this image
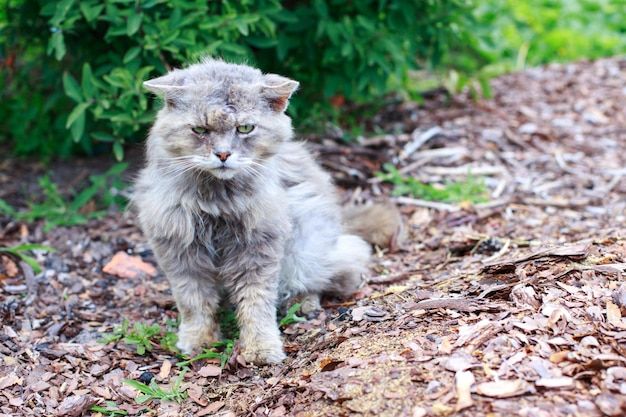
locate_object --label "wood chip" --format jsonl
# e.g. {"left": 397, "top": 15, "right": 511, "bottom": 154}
{"left": 535, "top": 377, "right": 575, "bottom": 388}
{"left": 475, "top": 379, "right": 532, "bottom": 398}
{"left": 455, "top": 370, "right": 475, "bottom": 411}
{"left": 56, "top": 394, "right": 98, "bottom": 417}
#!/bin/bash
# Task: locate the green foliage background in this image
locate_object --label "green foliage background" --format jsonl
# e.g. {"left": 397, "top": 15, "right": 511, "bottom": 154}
{"left": 0, "top": 0, "right": 471, "bottom": 159}
{"left": 1, "top": 0, "right": 625, "bottom": 160}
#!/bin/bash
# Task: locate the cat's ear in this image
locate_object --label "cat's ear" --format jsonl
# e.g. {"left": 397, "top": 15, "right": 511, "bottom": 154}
{"left": 144, "top": 72, "right": 187, "bottom": 107}
{"left": 261, "top": 74, "right": 299, "bottom": 113}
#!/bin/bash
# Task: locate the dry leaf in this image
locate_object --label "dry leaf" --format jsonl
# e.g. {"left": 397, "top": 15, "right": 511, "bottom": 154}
{"left": 198, "top": 364, "right": 222, "bottom": 377}
{"left": 159, "top": 359, "right": 172, "bottom": 380}
{"left": 199, "top": 401, "right": 225, "bottom": 416}
{"left": 56, "top": 394, "right": 98, "bottom": 417}
{"left": 102, "top": 251, "right": 157, "bottom": 279}
{"left": 606, "top": 300, "right": 626, "bottom": 328}
{"left": 185, "top": 383, "right": 208, "bottom": 406}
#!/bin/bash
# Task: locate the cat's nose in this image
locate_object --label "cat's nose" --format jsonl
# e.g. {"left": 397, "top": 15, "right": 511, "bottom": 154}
{"left": 214, "top": 151, "right": 231, "bottom": 162}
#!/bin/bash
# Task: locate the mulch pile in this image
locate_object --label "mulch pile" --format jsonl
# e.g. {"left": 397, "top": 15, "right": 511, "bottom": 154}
{"left": 1, "top": 57, "right": 626, "bottom": 416}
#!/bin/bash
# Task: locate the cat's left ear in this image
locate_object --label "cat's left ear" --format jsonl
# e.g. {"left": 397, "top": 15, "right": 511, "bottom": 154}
{"left": 261, "top": 74, "right": 299, "bottom": 113}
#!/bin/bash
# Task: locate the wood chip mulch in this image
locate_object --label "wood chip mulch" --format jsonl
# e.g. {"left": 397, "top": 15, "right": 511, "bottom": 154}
{"left": 1, "top": 57, "right": 626, "bottom": 417}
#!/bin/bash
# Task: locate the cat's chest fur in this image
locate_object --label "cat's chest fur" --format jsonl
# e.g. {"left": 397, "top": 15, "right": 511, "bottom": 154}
{"left": 187, "top": 174, "right": 291, "bottom": 269}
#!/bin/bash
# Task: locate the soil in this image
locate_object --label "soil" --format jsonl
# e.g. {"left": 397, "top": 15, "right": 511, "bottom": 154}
{"left": 2, "top": 57, "right": 626, "bottom": 417}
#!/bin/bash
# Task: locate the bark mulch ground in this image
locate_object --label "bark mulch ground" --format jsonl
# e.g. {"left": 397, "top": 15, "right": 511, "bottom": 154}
{"left": 1, "top": 57, "right": 626, "bottom": 416}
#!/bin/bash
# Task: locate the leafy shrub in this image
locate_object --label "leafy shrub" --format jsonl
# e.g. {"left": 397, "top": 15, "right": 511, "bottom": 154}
{"left": 0, "top": 0, "right": 472, "bottom": 159}
{"left": 0, "top": 162, "right": 129, "bottom": 231}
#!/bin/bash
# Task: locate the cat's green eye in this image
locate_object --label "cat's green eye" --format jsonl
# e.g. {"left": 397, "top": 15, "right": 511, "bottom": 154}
{"left": 191, "top": 126, "right": 208, "bottom": 134}
{"left": 236, "top": 124, "right": 255, "bottom": 134}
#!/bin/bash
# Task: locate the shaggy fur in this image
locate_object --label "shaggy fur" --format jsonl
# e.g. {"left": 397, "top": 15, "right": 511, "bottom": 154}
{"left": 134, "top": 59, "right": 372, "bottom": 364}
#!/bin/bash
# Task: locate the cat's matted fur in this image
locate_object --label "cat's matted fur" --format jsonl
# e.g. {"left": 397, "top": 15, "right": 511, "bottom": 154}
{"left": 134, "top": 59, "right": 373, "bottom": 364}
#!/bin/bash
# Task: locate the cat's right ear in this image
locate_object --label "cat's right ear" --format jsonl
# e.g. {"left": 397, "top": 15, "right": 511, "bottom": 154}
{"left": 143, "top": 73, "right": 186, "bottom": 107}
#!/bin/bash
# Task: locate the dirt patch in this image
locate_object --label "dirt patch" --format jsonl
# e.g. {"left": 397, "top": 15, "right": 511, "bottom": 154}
{"left": 2, "top": 58, "right": 626, "bottom": 416}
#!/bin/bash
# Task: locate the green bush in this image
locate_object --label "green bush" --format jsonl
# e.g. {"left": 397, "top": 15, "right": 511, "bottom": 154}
{"left": 453, "top": 0, "right": 626, "bottom": 74}
{"left": 0, "top": 0, "right": 472, "bottom": 159}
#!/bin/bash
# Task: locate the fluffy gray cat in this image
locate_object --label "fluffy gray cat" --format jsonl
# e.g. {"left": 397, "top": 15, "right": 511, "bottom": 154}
{"left": 133, "top": 59, "right": 389, "bottom": 364}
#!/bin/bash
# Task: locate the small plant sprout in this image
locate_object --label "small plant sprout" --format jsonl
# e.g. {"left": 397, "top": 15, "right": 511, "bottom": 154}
{"left": 176, "top": 340, "right": 234, "bottom": 369}
{"left": 279, "top": 302, "right": 306, "bottom": 327}
{"left": 89, "top": 401, "right": 129, "bottom": 416}
{"left": 0, "top": 243, "right": 54, "bottom": 274}
{"left": 98, "top": 318, "right": 180, "bottom": 355}
{"left": 122, "top": 367, "right": 189, "bottom": 405}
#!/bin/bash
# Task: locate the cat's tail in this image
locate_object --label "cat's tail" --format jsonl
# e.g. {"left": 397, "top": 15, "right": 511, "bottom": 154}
{"left": 323, "top": 234, "right": 371, "bottom": 296}
{"left": 341, "top": 202, "right": 406, "bottom": 252}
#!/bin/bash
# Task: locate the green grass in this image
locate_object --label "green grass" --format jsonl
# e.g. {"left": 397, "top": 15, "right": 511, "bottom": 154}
{"left": 176, "top": 340, "right": 234, "bottom": 369}
{"left": 435, "top": 0, "right": 626, "bottom": 97}
{"left": 89, "top": 401, "right": 128, "bottom": 416}
{"left": 279, "top": 302, "right": 306, "bottom": 327}
{"left": 377, "top": 164, "right": 490, "bottom": 204}
{"left": 0, "top": 243, "right": 54, "bottom": 274}
{"left": 479, "top": 0, "right": 626, "bottom": 67}
{"left": 122, "top": 368, "right": 188, "bottom": 405}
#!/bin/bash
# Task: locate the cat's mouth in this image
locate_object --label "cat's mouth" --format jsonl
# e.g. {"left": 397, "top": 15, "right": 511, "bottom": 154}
{"left": 210, "top": 165, "right": 238, "bottom": 180}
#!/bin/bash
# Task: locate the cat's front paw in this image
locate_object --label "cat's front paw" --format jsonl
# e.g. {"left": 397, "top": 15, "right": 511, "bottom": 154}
{"left": 241, "top": 342, "right": 286, "bottom": 365}
{"left": 176, "top": 328, "right": 221, "bottom": 355}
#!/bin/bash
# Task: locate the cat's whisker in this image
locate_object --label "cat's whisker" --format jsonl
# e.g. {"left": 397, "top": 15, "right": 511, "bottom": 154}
{"left": 248, "top": 160, "right": 291, "bottom": 178}
{"left": 241, "top": 163, "right": 266, "bottom": 181}
{"left": 160, "top": 161, "right": 201, "bottom": 181}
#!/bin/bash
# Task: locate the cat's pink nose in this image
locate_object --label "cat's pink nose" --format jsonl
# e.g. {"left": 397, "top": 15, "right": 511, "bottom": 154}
{"left": 215, "top": 151, "right": 231, "bottom": 162}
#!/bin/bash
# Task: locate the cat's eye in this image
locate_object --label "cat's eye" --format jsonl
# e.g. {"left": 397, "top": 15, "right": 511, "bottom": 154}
{"left": 236, "top": 124, "right": 255, "bottom": 134}
{"left": 191, "top": 126, "right": 208, "bottom": 134}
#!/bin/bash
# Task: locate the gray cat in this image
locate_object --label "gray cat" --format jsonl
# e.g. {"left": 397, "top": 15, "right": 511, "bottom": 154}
{"left": 133, "top": 59, "right": 392, "bottom": 364}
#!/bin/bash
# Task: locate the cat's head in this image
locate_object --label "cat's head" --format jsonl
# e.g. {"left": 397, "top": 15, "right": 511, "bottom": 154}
{"left": 144, "top": 59, "right": 299, "bottom": 180}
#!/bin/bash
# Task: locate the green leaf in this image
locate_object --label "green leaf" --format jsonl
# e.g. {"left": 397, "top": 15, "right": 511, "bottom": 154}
{"left": 0, "top": 198, "right": 16, "bottom": 217}
{"left": 63, "top": 72, "right": 83, "bottom": 103}
{"left": 279, "top": 303, "right": 306, "bottom": 327}
{"left": 113, "top": 141, "right": 125, "bottom": 161}
{"left": 92, "top": 132, "right": 116, "bottom": 142}
{"left": 234, "top": 20, "right": 249, "bottom": 36}
{"left": 50, "top": 31, "right": 66, "bottom": 61}
{"left": 313, "top": 0, "right": 329, "bottom": 19}
{"left": 0, "top": 244, "right": 54, "bottom": 275}
{"left": 135, "top": 394, "right": 152, "bottom": 404}
{"left": 127, "top": 12, "right": 143, "bottom": 36}
{"left": 70, "top": 184, "right": 99, "bottom": 212}
{"left": 70, "top": 111, "right": 87, "bottom": 143}
{"left": 123, "top": 46, "right": 142, "bottom": 64}
{"left": 246, "top": 36, "right": 277, "bottom": 49}
{"left": 81, "top": 63, "right": 96, "bottom": 99}
{"left": 66, "top": 102, "right": 91, "bottom": 129}
{"left": 10, "top": 251, "right": 41, "bottom": 274}
{"left": 50, "top": 0, "right": 75, "bottom": 26}
{"left": 79, "top": 3, "right": 104, "bottom": 23}
{"left": 9, "top": 244, "right": 55, "bottom": 253}
{"left": 122, "top": 380, "right": 156, "bottom": 395}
